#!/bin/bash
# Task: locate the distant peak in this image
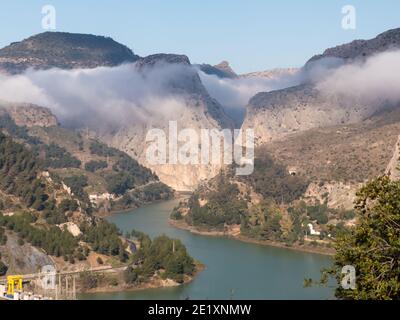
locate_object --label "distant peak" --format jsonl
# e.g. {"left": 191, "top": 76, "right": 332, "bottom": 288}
{"left": 0, "top": 31, "right": 140, "bottom": 74}
{"left": 214, "top": 61, "right": 237, "bottom": 77}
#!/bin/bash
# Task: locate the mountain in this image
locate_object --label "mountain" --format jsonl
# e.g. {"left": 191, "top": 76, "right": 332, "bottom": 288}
{"left": 197, "top": 60, "right": 237, "bottom": 79}
{"left": 0, "top": 32, "right": 139, "bottom": 74}
{"left": 0, "top": 117, "right": 194, "bottom": 284}
{"left": 242, "top": 28, "right": 400, "bottom": 145}
{"left": 172, "top": 28, "right": 400, "bottom": 251}
{"left": 0, "top": 32, "right": 234, "bottom": 190}
{"left": 100, "top": 54, "right": 234, "bottom": 190}
{"left": 0, "top": 102, "right": 173, "bottom": 212}
{"left": 307, "top": 28, "right": 400, "bottom": 65}
{"left": 241, "top": 68, "right": 298, "bottom": 79}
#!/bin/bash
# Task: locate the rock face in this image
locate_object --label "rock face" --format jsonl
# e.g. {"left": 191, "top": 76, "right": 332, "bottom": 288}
{"left": 241, "top": 68, "right": 298, "bottom": 79}
{"left": 0, "top": 32, "right": 139, "bottom": 74}
{"left": 386, "top": 135, "right": 400, "bottom": 180}
{"left": 304, "top": 181, "right": 361, "bottom": 210}
{"left": 242, "top": 28, "right": 400, "bottom": 145}
{"left": 0, "top": 231, "right": 54, "bottom": 274}
{"left": 242, "top": 84, "right": 372, "bottom": 145}
{"left": 0, "top": 101, "right": 58, "bottom": 127}
{"left": 99, "top": 54, "right": 234, "bottom": 191}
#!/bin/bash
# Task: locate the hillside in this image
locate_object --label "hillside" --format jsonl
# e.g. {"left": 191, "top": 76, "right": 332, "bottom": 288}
{"left": 0, "top": 123, "right": 194, "bottom": 288}
{"left": 170, "top": 28, "right": 400, "bottom": 253}
{"left": 0, "top": 32, "right": 235, "bottom": 191}
{"left": 0, "top": 103, "right": 173, "bottom": 212}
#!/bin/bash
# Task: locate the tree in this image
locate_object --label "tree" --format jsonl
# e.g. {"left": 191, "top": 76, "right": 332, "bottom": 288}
{"left": 320, "top": 176, "right": 400, "bottom": 300}
{"left": 0, "top": 261, "right": 8, "bottom": 276}
{"left": 124, "top": 266, "right": 138, "bottom": 284}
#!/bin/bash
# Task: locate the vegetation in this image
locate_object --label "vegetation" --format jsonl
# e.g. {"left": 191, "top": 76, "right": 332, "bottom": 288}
{"left": 112, "top": 182, "right": 173, "bottom": 210}
{"left": 84, "top": 160, "right": 108, "bottom": 172}
{"left": 129, "top": 233, "right": 195, "bottom": 283}
{"left": 185, "top": 175, "right": 247, "bottom": 229}
{"left": 0, "top": 260, "right": 7, "bottom": 276}
{"left": 89, "top": 140, "right": 158, "bottom": 195}
{"left": 317, "top": 176, "right": 400, "bottom": 300}
{"left": 40, "top": 143, "right": 81, "bottom": 169}
{"left": 0, "top": 114, "right": 41, "bottom": 145}
{"left": 0, "top": 226, "right": 7, "bottom": 245}
{"left": 63, "top": 175, "right": 89, "bottom": 201}
{"left": 81, "top": 221, "right": 126, "bottom": 260}
{"left": 239, "top": 154, "right": 309, "bottom": 204}
{"left": 0, "top": 132, "right": 49, "bottom": 210}
{"left": 0, "top": 212, "right": 78, "bottom": 257}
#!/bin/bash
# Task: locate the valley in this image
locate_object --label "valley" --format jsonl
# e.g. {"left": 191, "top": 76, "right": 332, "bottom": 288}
{"left": 0, "top": 26, "right": 400, "bottom": 300}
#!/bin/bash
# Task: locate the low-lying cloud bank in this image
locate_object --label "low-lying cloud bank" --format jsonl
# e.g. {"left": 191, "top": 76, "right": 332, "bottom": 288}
{"left": 316, "top": 50, "right": 400, "bottom": 106}
{"left": 0, "top": 50, "right": 399, "bottom": 132}
{"left": 198, "top": 70, "right": 301, "bottom": 125}
{"left": 0, "top": 63, "right": 193, "bottom": 130}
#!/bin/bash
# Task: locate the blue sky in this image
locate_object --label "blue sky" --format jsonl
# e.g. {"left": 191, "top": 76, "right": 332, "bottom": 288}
{"left": 0, "top": 0, "right": 399, "bottom": 73}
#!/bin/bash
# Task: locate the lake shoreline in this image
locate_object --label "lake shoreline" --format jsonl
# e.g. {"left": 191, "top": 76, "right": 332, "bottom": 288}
{"left": 169, "top": 219, "right": 335, "bottom": 256}
{"left": 80, "top": 262, "right": 205, "bottom": 296}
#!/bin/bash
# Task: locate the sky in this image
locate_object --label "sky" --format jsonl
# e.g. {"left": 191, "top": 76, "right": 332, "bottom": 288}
{"left": 0, "top": 0, "right": 399, "bottom": 73}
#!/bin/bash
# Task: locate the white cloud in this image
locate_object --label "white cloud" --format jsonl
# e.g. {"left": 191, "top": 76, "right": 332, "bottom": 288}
{"left": 0, "top": 63, "right": 192, "bottom": 130}
{"left": 316, "top": 50, "right": 400, "bottom": 106}
{"left": 198, "top": 69, "right": 300, "bottom": 125}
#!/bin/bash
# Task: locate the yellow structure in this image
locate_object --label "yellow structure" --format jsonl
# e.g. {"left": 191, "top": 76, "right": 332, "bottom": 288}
{"left": 7, "top": 276, "right": 23, "bottom": 295}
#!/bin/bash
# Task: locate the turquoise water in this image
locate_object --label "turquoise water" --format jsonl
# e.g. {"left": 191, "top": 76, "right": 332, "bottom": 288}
{"left": 80, "top": 198, "right": 334, "bottom": 300}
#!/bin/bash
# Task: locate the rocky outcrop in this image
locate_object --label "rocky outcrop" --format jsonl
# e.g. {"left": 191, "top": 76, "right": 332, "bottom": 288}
{"left": 304, "top": 181, "right": 361, "bottom": 210}
{"left": 99, "top": 54, "right": 234, "bottom": 191}
{"left": 0, "top": 32, "right": 139, "bottom": 74}
{"left": 0, "top": 231, "right": 54, "bottom": 275}
{"left": 197, "top": 61, "right": 237, "bottom": 79}
{"left": 242, "top": 84, "right": 373, "bottom": 145}
{"left": 386, "top": 135, "right": 400, "bottom": 180}
{"left": 307, "top": 28, "right": 400, "bottom": 66}
{"left": 241, "top": 68, "right": 298, "bottom": 79}
{"left": 0, "top": 102, "right": 58, "bottom": 127}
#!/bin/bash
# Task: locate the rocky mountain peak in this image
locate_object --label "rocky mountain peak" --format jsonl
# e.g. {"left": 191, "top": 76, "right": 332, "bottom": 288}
{"left": 135, "top": 53, "right": 191, "bottom": 70}
{"left": 214, "top": 60, "right": 237, "bottom": 77}
{"left": 307, "top": 28, "right": 400, "bottom": 65}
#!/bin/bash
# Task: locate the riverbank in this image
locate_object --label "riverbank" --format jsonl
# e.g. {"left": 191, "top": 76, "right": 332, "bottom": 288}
{"left": 81, "top": 261, "right": 205, "bottom": 295}
{"left": 169, "top": 219, "right": 335, "bottom": 256}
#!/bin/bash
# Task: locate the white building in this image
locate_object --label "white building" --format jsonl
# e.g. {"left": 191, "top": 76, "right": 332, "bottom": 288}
{"left": 307, "top": 223, "right": 321, "bottom": 236}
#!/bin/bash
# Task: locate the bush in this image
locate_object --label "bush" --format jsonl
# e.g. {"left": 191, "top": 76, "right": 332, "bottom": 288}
{"left": 124, "top": 266, "right": 138, "bottom": 284}
{"left": 85, "top": 160, "right": 108, "bottom": 172}
{"left": 0, "top": 261, "right": 8, "bottom": 276}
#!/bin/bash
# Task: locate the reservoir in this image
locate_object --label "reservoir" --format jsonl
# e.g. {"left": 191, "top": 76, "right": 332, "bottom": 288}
{"left": 81, "top": 198, "right": 334, "bottom": 300}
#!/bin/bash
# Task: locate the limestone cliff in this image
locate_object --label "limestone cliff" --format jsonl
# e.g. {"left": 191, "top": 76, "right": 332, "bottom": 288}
{"left": 386, "top": 135, "right": 400, "bottom": 181}
{"left": 0, "top": 102, "right": 58, "bottom": 127}
{"left": 242, "top": 28, "right": 400, "bottom": 146}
